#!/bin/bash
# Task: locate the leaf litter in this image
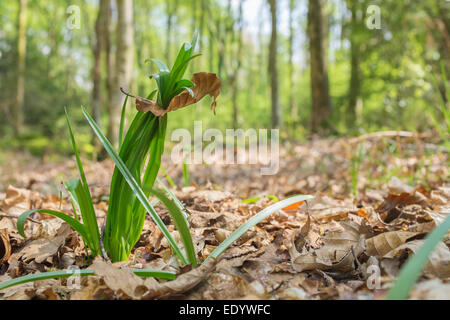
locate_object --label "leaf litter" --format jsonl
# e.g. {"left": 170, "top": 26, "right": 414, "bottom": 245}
{"left": 0, "top": 136, "right": 449, "bottom": 300}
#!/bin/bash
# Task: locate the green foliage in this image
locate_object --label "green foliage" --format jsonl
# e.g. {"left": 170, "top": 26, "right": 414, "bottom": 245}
{"left": 428, "top": 63, "right": 450, "bottom": 148}
{"left": 350, "top": 144, "right": 363, "bottom": 198}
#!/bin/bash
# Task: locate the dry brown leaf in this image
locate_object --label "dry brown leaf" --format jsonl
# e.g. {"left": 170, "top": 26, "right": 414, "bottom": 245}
{"left": 0, "top": 228, "right": 11, "bottom": 265}
{"left": 133, "top": 72, "right": 221, "bottom": 116}
{"left": 16, "top": 223, "right": 72, "bottom": 264}
{"left": 142, "top": 257, "right": 217, "bottom": 299}
{"left": 291, "top": 220, "right": 366, "bottom": 272}
{"left": 168, "top": 72, "right": 221, "bottom": 114}
{"left": 377, "top": 192, "right": 429, "bottom": 223}
{"left": 384, "top": 240, "right": 450, "bottom": 278}
{"left": 70, "top": 276, "right": 114, "bottom": 300}
{"left": 90, "top": 258, "right": 151, "bottom": 299}
{"left": 1, "top": 186, "right": 32, "bottom": 216}
{"left": 365, "top": 231, "right": 420, "bottom": 257}
{"left": 387, "top": 176, "right": 415, "bottom": 194}
{"left": 409, "top": 278, "right": 450, "bottom": 299}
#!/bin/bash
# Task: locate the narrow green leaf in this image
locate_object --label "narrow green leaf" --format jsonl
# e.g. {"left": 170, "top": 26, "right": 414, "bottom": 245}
{"left": 204, "top": 195, "right": 314, "bottom": 263}
{"left": 160, "top": 167, "right": 176, "bottom": 188}
{"left": 151, "top": 59, "right": 170, "bottom": 73}
{"left": 386, "top": 213, "right": 450, "bottom": 300}
{"left": 0, "top": 270, "right": 94, "bottom": 291}
{"left": 183, "top": 160, "right": 189, "bottom": 187}
{"left": 131, "top": 269, "right": 176, "bottom": 280}
{"left": 149, "top": 188, "right": 197, "bottom": 266}
{"left": 156, "top": 177, "right": 189, "bottom": 218}
{"left": 81, "top": 106, "right": 188, "bottom": 265}
{"left": 118, "top": 95, "right": 129, "bottom": 147}
{"left": 18, "top": 209, "right": 88, "bottom": 242}
{"left": 241, "top": 197, "right": 260, "bottom": 204}
{"left": 65, "top": 109, "right": 89, "bottom": 191}
{"left": 0, "top": 268, "right": 176, "bottom": 291}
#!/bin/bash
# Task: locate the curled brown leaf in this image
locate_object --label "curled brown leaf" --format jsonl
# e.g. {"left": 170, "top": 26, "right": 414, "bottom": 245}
{"left": 125, "top": 72, "right": 221, "bottom": 116}
{"left": 0, "top": 229, "right": 11, "bottom": 265}
{"left": 168, "top": 72, "right": 221, "bottom": 114}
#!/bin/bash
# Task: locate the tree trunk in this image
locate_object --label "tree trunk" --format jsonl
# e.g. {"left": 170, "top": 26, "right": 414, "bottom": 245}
{"left": 230, "top": 0, "right": 244, "bottom": 128}
{"left": 288, "top": 0, "right": 297, "bottom": 126}
{"left": 92, "top": 0, "right": 108, "bottom": 131}
{"left": 268, "top": 0, "right": 281, "bottom": 128}
{"left": 107, "top": 0, "right": 134, "bottom": 148}
{"left": 347, "top": 0, "right": 361, "bottom": 128}
{"left": 308, "top": 0, "right": 332, "bottom": 133}
{"left": 166, "top": 0, "right": 179, "bottom": 62}
{"left": 13, "top": 0, "right": 28, "bottom": 137}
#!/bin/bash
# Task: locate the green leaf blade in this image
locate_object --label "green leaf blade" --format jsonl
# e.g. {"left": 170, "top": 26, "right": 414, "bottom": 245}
{"left": 204, "top": 195, "right": 314, "bottom": 263}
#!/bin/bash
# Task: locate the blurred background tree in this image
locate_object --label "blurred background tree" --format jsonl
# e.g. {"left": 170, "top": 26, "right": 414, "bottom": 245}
{"left": 0, "top": 0, "right": 448, "bottom": 157}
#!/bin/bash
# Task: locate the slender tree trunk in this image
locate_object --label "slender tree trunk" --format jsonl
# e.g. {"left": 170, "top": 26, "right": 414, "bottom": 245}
{"left": 166, "top": 0, "right": 179, "bottom": 62}
{"left": 93, "top": 0, "right": 108, "bottom": 131}
{"left": 308, "top": 0, "right": 332, "bottom": 133}
{"left": 107, "top": 0, "right": 134, "bottom": 148}
{"left": 230, "top": 0, "right": 244, "bottom": 128}
{"left": 288, "top": 0, "right": 297, "bottom": 127}
{"left": 268, "top": 0, "right": 281, "bottom": 128}
{"left": 347, "top": 0, "right": 361, "bottom": 128}
{"left": 13, "top": 0, "right": 28, "bottom": 137}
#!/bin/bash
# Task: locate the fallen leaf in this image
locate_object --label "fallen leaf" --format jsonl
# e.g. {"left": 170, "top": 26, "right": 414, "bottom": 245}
{"left": 283, "top": 201, "right": 305, "bottom": 212}
{"left": 1, "top": 186, "right": 32, "bottom": 216}
{"left": 142, "top": 257, "right": 217, "bottom": 299}
{"left": 384, "top": 240, "right": 450, "bottom": 278}
{"left": 291, "top": 220, "right": 367, "bottom": 272}
{"left": 133, "top": 72, "right": 221, "bottom": 115}
{"left": 365, "top": 231, "right": 420, "bottom": 257}
{"left": 0, "top": 228, "right": 11, "bottom": 265}
{"left": 377, "top": 192, "right": 429, "bottom": 223}
{"left": 91, "top": 258, "right": 150, "bottom": 299}
{"left": 16, "top": 223, "right": 72, "bottom": 264}
{"left": 410, "top": 278, "right": 450, "bottom": 300}
{"left": 387, "top": 176, "right": 415, "bottom": 194}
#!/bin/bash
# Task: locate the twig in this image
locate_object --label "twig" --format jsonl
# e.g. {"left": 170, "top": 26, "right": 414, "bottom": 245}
{"left": 120, "top": 87, "right": 136, "bottom": 99}
{"left": 99, "top": 219, "right": 110, "bottom": 262}
{"left": 348, "top": 130, "right": 432, "bottom": 145}
{"left": 0, "top": 214, "right": 42, "bottom": 224}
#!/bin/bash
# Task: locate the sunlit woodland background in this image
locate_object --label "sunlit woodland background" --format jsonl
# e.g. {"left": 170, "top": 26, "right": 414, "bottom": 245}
{"left": 0, "top": 0, "right": 449, "bottom": 158}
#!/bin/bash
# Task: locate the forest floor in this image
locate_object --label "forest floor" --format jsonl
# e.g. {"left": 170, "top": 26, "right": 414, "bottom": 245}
{"left": 0, "top": 133, "right": 449, "bottom": 300}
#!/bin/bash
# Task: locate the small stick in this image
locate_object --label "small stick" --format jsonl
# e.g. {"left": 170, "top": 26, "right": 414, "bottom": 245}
{"left": 0, "top": 214, "right": 42, "bottom": 224}
{"left": 120, "top": 87, "right": 136, "bottom": 99}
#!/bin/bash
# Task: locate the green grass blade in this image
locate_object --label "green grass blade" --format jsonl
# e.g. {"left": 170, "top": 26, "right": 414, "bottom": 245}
{"left": 204, "top": 195, "right": 314, "bottom": 263}
{"left": 149, "top": 189, "right": 197, "bottom": 266}
{"left": 118, "top": 95, "right": 129, "bottom": 148}
{"left": 0, "top": 268, "right": 176, "bottom": 291}
{"left": 160, "top": 167, "right": 176, "bottom": 188}
{"left": 386, "top": 213, "right": 450, "bottom": 300}
{"left": 64, "top": 178, "right": 81, "bottom": 221}
{"left": 183, "top": 160, "right": 189, "bottom": 187}
{"left": 81, "top": 106, "right": 188, "bottom": 265}
{"left": 65, "top": 109, "right": 90, "bottom": 191}
{"left": 156, "top": 177, "right": 189, "bottom": 219}
{"left": 0, "top": 270, "right": 95, "bottom": 290}
{"left": 151, "top": 59, "right": 170, "bottom": 73}
{"left": 132, "top": 269, "right": 176, "bottom": 280}
{"left": 72, "top": 178, "right": 101, "bottom": 256}
{"left": 18, "top": 209, "right": 88, "bottom": 242}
